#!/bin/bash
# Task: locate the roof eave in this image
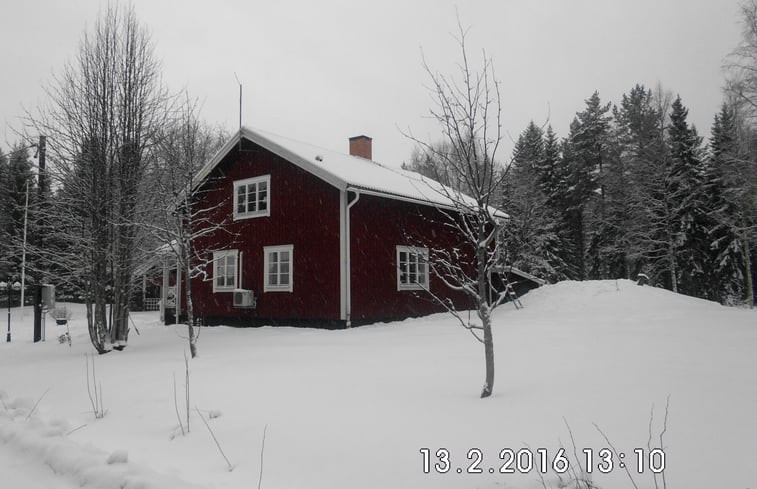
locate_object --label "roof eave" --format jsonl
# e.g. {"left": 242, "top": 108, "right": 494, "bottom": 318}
{"left": 192, "top": 128, "right": 348, "bottom": 193}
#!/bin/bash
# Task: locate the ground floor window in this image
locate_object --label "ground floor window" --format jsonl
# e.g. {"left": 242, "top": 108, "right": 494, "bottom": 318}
{"left": 264, "top": 244, "right": 293, "bottom": 292}
{"left": 397, "top": 245, "right": 429, "bottom": 290}
{"left": 213, "top": 249, "right": 238, "bottom": 292}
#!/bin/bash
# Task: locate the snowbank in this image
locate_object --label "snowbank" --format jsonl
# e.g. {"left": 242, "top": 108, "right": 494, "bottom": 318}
{"left": 0, "top": 280, "right": 754, "bottom": 489}
{"left": 0, "top": 398, "right": 207, "bottom": 489}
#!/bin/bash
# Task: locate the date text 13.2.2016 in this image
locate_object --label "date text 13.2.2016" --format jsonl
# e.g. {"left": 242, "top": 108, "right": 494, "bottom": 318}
{"left": 419, "top": 447, "right": 665, "bottom": 475}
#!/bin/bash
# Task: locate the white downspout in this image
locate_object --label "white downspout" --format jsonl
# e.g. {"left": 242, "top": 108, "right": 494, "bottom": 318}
{"left": 345, "top": 189, "right": 361, "bottom": 327}
{"left": 238, "top": 251, "right": 243, "bottom": 289}
{"left": 339, "top": 191, "right": 347, "bottom": 322}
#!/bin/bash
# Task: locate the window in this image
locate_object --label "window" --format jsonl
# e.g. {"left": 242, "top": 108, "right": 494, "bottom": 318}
{"left": 397, "top": 246, "right": 429, "bottom": 290}
{"left": 233, "top": 175, "right": 270, "bottom": 220}
{"left": 213, "top": 250, "right": 238, "bottom": 292}
{"left": 264, "top": 245, "right": 293, "bottom": 292}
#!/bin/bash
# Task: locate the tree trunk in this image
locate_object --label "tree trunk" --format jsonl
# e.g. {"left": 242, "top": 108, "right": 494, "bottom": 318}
{"left": 576, "top": 210, "right": 586, "bottom": 280}
{"left": 477, "top": 243, "right": 494, "bottom": 398}
{"left": 743, "top": 229, "right": 754, "bottom": 308}
{"left": 480, "top": 308, "right": 494, "bottom": 398}
{"left": 667, "top": 238, "right": 678, "bottom": 294}
{"left": 90, "top": 241, "right": 109, "bottom": 354}
{"left": 184, "top": 248, "right": 198, "bottom": 358}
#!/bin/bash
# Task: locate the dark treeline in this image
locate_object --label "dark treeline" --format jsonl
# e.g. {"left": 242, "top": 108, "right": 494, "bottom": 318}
{"left": 0, "top": 143, "right": 37, "bottom": 289}
{"left": 499, "top": 86, "right": 755, "bottom": 305}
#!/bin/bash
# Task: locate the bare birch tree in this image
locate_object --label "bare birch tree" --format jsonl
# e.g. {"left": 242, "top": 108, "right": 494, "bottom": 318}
{"left": 407, "top": 22, "right": 507, "bottom": 398}
{"left": 26, "top": 4, "right": 168, "bottom": 353}
{"left": 723, "top": 0, "right": 757, "bottom": 306}
{"left": 726, "top": 0, "right": 757, "bottom": 115}
{"left": 143, "top": 97, "right": 228, "bottom": 357}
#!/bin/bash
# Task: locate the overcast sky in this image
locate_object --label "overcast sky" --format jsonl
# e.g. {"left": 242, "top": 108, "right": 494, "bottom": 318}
{"left": 0, "top": 0, "right": 744, "bottom": 168}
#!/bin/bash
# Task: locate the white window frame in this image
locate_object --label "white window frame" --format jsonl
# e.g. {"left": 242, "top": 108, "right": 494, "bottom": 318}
{"left": 233, "top": 175, "right": 271, "bottom": 220}
{"left": 212, "top": 249, "right": 238, "bottom": 292}
{"left": 264, "top": 245, "right": 294, "bottom": 292}
{"left": 396, "top": 245, "right": 429, "bottom": 291}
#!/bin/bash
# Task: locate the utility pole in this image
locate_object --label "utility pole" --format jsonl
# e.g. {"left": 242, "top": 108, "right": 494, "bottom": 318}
{"left": 234, "top": 73, "right": 242, "bottom": 152}
{"left": 33, "top": 136, "right": 46, "bottom": 343}
{"left": 20, "top": 181, "right": 29, "bottom": 314}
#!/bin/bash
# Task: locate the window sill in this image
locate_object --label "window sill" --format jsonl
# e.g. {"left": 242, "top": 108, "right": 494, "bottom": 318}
{"left": 264, "top": 287, "right": 293, "bottom": 293}
{"left": 233, "top": 211, "right": 270, "bottom": 221}
{"left": 398, "top": 284, "right": 426, "bottom": 291}
{"left": 213, "top": 287, "right": 236, "bottom": 293}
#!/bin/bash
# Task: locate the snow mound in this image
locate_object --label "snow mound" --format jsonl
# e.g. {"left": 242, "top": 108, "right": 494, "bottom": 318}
{"left": 0, "top": 400, "right": 207, "bottom": 489}
{"left": 517, "top": 279, "right": 728, "bottom": 317}
{"left": 106, "top": 449, "right": 129, "bottom": 464}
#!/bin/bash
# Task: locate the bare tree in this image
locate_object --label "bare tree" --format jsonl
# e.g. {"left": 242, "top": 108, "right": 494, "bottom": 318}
{"left": 143, "top": 96, "right": 228, "bottom": 357}
{"left": 723, "top": 95, "right": 757, "bottom": 307}
{"left": 402, "top": 141, "right": 472, "bottom": 194}
{"left": 726, "top": 0, "right": 757, "bottom": 115}
{"left": 724, "top": 1, "right": 757, "bottom": 306}
{"left": 26, "top": 4, "right": 168, "bottom": 353}
{"left": 407, "top": 21, "right": 507, "bottom": 398}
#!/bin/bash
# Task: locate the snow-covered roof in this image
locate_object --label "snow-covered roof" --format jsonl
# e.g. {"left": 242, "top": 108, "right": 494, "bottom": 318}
{"left": 194, "top": 126, "right": 506, "bottom": 215}
{"left": 133, "top": 241, "right": 180, "bottom": 276}
{"left": 497, "top": 266, "right": 547, "bottom": 286}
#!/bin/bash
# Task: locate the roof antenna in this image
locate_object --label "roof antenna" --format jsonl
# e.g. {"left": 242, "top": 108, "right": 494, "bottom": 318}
{"left": 234, "top": 72, "right": 242, "bottom": 152}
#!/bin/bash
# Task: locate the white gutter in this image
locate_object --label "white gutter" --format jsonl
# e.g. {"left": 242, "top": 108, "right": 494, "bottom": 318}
{"left": 348, "top": 186, "right": 459, "bottom": 212}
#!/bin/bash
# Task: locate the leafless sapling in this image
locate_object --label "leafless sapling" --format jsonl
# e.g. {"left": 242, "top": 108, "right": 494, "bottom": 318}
{"left": 141, "top": 96, "right": 228, "bottom": 358}
{"left": 406, "top": 19, "right": 509, "bottom": 398}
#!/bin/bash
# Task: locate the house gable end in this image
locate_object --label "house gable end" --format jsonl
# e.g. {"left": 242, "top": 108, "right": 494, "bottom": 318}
{"left": 193, "top": 128, "right": 346, "bottom": 194}
{"left": 190, "top": 137, "right": 343, "bottom": 323}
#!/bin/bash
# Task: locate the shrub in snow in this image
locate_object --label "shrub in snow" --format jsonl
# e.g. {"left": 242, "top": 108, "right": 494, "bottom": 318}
{"left": 44, "top": 418, "right": 72, "bottom": 437}
{"left": 50, "top": 305, "right": 72, "bottom": 322}
{"left": 106, "top": 449, "right": 128, "bottom": 464}
{"left": 8, "top": 397, "right": 33, "bottom": 410}
{"left": 637, "top": 273, "right": 650, "bottom": 286}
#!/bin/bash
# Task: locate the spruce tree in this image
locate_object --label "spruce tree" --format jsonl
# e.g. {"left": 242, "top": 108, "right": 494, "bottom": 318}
{"left": 511, "top": 121, "right": 544, "bottom": 174}
{"left": 667, "top": 96, "right": 709, "bottom": 298}
{"left": 612, "top": 84, "right": 664, "bottom": 279}
{"left": 1, "top": 144, "right": 35, "bottom": 274}
{"left": 561, "top": 92, "right": 612, "bottom": 280}
{"left": 502, "top": 122, "right": 568, "bottom": 282}
{"left": 538, "top": 126, "right": 562, "bottom": 199}
{"left": 705, "top": 103, "right": 749, "bottom": 303}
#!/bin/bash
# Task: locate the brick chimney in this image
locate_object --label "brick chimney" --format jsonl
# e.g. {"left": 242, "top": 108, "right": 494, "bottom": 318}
{"left": 349, "top": 135, "right": 372, "bottom": 160}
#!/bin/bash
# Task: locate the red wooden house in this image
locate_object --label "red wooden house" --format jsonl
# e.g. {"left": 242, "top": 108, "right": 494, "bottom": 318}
{"left": 164, "top": 127, "right": 484, "bottom": 327}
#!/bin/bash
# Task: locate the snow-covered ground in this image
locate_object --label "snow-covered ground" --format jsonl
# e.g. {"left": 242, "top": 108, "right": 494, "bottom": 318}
{"left": 0, "top": 280, "right": 754, "bottom": 489}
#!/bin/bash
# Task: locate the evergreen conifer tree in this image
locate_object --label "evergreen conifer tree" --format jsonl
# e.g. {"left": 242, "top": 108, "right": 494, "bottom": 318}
{"left": 611, "top": 84, "right": 664, "bottom": 279}
{"left": 667, "top": 96, "right": 710, "bottom": 297}
{"left": 561, "top": 92, "right": 612, "bottom": 279}
{"left": 1, "top": 143, "right": 35, "bottom": 273}
{"left": 704, "top": 104, "right": 748, "bottom": 303}
{"left": 502, "top": 122, "right": 568, "bottom": 281}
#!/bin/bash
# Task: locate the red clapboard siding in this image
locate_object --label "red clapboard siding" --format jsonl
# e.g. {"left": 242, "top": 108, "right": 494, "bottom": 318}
{"left": 349, "top": 193, "right": 472, "bottom": 321}
{"left": 186, "top": 135, "right": 477, "bottom": 326}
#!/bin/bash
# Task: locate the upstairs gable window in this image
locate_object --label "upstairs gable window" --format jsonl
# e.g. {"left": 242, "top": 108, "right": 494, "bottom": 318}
{"left": 234, "top": 175, "right": 270, "bottom": 220}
